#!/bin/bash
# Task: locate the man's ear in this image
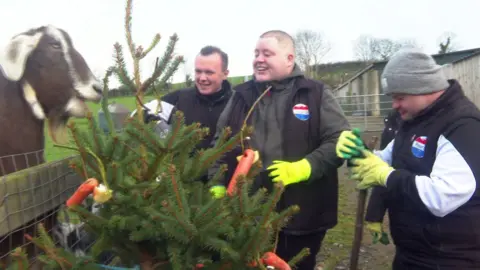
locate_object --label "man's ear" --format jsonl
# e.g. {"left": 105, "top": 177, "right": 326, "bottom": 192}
{"left": 287, "top": 53, "right": 295, "bottom": 65}
{"left": 0, "top": 32, "right": 43, "bottom": 81}
{"left": 223, "top": 69, "right": 230, "bottom": 78}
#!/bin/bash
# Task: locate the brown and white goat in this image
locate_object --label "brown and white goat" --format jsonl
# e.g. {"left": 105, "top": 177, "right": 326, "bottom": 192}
{"left": 0, "top": 25, "right": 103, "bottom": 176}
{"left": 0, "top": 25, "right": 103, "bottom": 264}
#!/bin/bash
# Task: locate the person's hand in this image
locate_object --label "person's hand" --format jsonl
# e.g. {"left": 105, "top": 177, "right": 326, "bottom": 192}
{"left": 209, "top": 185, "right": 226, "bottom": 199}
{"left": 336, "top": 128, "right": 364, "bottom": 159}
{"left": 267, "top": 159, "right": 311, "bottom": 187}
{"left": 366, "top": 222, "right": 390, "bottom": 245}
{"left": 350, "top": 150, "right": 394, "bottom": 189}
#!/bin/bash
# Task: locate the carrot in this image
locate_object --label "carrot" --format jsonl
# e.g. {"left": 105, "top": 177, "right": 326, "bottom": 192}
{"left": 262, "top": 252, "right": 291, "bottom": 270}
{"left": 227, "top": 149, "right": 255, "bottom": 196}
{"left": 66, "top": 178, "right": 99, "bottom": 207}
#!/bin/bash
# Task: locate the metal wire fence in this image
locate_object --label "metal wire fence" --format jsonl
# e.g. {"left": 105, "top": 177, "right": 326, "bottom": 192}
{"left": 0, "top": 150, "right": 46, "bottom": 177}
{"left": 0, "top": 152, "right": 95, "bottom": 268}
{"left": 334, "top": 93, "right": 391, "bottom": 132}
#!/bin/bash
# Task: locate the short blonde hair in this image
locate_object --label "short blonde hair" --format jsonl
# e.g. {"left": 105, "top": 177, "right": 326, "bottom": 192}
{"left": 260, "top": 30, "right": 295, "bottom": 53}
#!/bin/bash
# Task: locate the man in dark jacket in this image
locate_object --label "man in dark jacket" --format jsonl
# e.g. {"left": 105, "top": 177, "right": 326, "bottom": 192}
{"left": 208, "top": 30, "right": 350, "bottom": 270}
{"left": 142, "top": 45, "right": 233, "bottom": 183}
{"left": 337, "top": 48, "right": 480, "bottom": 269}
{"left": 379, "top": 109, "right": 401, "bottom": 150}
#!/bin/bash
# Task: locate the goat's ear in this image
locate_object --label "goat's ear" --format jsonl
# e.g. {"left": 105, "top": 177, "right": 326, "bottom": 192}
{"left": 0, "top": 32, "right": 44, "bottom": 81}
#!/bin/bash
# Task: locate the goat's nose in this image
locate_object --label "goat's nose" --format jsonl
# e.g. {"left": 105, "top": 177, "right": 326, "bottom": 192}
{"left": 92, "top": 83, "right": 103, "bottom": 94}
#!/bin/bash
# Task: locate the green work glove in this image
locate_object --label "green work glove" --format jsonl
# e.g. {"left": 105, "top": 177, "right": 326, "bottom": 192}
{"left": 350, "top": 150, "right": 394, "bottom": 189}
{"left": 267, "top": 159, "right": 311, "bottom": 187}
{"left": 366, "top": 222, "right": 390, "bottom": 245}
{"left": 209, "top": 185, "right": 226, "bottom": 199}
{"left": 336, "top": 128, "right": 364, "bottom": 159}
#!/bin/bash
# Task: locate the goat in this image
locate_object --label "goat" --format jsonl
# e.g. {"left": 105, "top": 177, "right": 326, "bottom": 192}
{"left": 0, "top": 25, "right": 103, "bottom": 176}
{"left": 0, "top": 25, "right": 103, "bottom": 265}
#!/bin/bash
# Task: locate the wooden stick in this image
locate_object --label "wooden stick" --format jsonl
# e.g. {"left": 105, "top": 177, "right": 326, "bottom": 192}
{"left": 349, "top": 136, "right": 379, "bottom": 270}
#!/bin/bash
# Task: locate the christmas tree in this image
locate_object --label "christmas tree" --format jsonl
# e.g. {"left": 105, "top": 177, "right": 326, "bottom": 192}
{"left": 7, "top": 0, "right": 308, "bottom": 269}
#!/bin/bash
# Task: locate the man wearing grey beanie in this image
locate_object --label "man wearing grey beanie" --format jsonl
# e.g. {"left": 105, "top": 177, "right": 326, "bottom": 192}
{"left": 336, "top": 48, "right": 480, "bottom": 269}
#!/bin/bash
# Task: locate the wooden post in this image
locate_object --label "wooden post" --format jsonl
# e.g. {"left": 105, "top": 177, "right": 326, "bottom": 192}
{"left": 349, "top": 136, "right": 379, "bottom": 270}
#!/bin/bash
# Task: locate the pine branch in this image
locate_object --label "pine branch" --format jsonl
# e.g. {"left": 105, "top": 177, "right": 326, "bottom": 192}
{"left": 161, "top": 200, "right": 197, "bottom": 240}
{"left": 6, "top": 248, "right": 29, "bottom": 270}
{"left": 24, "top": 224, "right": 73, "bottom": 269}
{"left": 86, "top": 112, "right": 103, "bottom": 154}
{"left": 159, "top": 55, "right": 184, "bottom": 86}
{"left": 138, "top": 34, "right": 181, "bottom": 93}
{"left": 113, "top": 43, "right": 135, "bottom": 91}
{"left": 101, "top": 66, "right": 117, "bottom": 134}
{"left": 124, "top": 0, "right": 135, "bottom": 57}
{"left": 287, "top": 248, "right": 310, "bottom": 268}
{"left": 140, "top": 33, "right": 161, "bottom": 59}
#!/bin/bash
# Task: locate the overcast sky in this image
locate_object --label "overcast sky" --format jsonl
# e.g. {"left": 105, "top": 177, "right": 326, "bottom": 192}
{"left": 1, "top": 0, "right": 479, "bottom": 87}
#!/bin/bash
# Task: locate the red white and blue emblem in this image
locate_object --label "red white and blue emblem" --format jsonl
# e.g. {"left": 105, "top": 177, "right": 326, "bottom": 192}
{"left": 411, "top": 136, "right": 427, "bottom": 158}
{"left": 292, "top": 103, "right": 310, "bottom": 121}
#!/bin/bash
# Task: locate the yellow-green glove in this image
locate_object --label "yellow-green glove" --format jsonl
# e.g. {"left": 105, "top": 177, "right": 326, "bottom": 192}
{"left": 267, "top": 159, "right": 311, "bottom": 187}
{"left": 336, "top": 128, "right": 364, "bottom": 159}
{"left": 366, "top": 222, "right": 390, "bottom": 245}
{"left": 209, "top": 185, "right": 226, "bottom": 199}
{"left": 350, "top": 150, "right": 394, "bottom": 189}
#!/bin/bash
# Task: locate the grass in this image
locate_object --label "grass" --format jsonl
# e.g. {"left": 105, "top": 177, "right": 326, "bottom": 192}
{"left": 317, "top": 167, "right": 357, "bottom": 269}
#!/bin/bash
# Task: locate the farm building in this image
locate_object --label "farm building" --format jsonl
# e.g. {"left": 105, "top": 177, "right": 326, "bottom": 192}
{"left": 333, "top": 47, "right": 480, "bottom": 117}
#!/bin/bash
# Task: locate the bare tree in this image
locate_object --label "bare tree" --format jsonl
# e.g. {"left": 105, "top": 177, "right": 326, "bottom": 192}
{"left": 438, "top": 31, "right": 458, "bottom": 54}
{"left": 354, "top": 35, "right": 419, "bottom": 61}
{"left": 353, "top": 35, "right": 379, "bottom": 62}
{"left": 294, "top": 29, "right": 331, "bottom": 77}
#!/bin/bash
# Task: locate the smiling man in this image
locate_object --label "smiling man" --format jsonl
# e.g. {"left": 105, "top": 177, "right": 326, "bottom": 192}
{"left": 208, "top": 30, "right": 350, "bottom": 269}
{"left": 143, "top": 45, "right": 233, "bottom": 183}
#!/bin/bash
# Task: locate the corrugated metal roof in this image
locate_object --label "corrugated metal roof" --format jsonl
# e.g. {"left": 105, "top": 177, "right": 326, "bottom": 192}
{"left": 333, "top": 47, "right": 480, "bottom": 92}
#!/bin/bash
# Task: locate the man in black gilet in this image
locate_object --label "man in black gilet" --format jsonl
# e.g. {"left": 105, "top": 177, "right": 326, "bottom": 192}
{"left": 142, "top": 46, "right": 233, "bottom": 184}
{"left": 337, "top": 48, "right": 480, "bottom": 269}
{"left": 208, "top": 30, "right": 350, "bottom": 270}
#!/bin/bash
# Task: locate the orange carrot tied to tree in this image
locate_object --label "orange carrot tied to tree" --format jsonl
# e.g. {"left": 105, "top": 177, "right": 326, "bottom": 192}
{"left": 194, "top": 252, "right": 289, "bottom": 269}
{"left": 66, "top": 178, "right": 99, "bottom": 207}
{"left": 262, "top": 252, "right": 291, "bottom": 270}
{"left": 227, "top": 148, "right": 258, "bottom": 196}
{"left": 65, "top": 147, "right": 113, "bottom": 206}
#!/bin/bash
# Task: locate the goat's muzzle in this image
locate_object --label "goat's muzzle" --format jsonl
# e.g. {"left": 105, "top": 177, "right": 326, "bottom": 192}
{"left": 75, "top": 81, "right": 103, "bottom": 103}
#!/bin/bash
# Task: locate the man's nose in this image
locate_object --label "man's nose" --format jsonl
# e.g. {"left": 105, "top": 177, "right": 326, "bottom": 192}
{"left": 255, "top": 56, "right": 265, "bottom": 63}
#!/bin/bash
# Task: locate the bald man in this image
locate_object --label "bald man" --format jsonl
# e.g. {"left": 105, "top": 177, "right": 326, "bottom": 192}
{"left": 208, "top": 30, "right": 350, "bottom": 269}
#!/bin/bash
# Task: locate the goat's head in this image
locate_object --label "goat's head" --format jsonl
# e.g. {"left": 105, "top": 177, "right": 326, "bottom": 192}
{"left": 0, "top": 25, "right": 103, "bottom": 143}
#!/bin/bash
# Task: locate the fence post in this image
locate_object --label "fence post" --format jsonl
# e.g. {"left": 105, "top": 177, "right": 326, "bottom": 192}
{"left": 363, "top": 95, "right": 368, "bottom": 131}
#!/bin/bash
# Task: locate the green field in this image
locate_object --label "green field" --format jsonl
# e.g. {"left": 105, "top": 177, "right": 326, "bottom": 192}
{"left": 44, "top": 95, "right": 156, "bottom": 162}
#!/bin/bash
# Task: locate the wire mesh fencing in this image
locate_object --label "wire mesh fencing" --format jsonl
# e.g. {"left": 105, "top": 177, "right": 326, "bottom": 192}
{"left": 334, "top": 93, "right": 391, "bottom": 132}
{"left": 0, "top": 153, "right": 101, "bottom": 268}
{"left": 0, "top": 150, "right": 46, "bottom": 177}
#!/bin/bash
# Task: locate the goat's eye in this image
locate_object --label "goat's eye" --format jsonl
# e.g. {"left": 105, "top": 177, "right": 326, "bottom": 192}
{"left": 50, "top": 43, "right": 61, "bottom": 49}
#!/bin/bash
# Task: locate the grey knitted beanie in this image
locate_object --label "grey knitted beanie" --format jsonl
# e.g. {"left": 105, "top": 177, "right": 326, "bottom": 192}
{"left": 381, "top": 48, "right": 449, "bottom": 95}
